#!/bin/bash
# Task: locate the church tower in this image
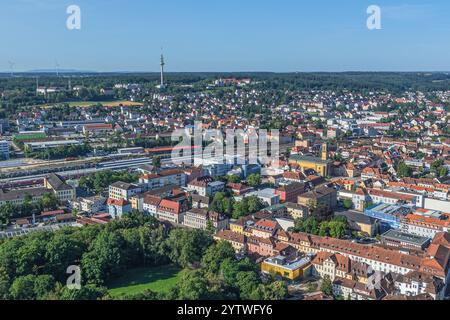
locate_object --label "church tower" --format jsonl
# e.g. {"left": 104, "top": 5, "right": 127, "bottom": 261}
{"left": 321, "top": 143, "right": 328, "bottom": 161}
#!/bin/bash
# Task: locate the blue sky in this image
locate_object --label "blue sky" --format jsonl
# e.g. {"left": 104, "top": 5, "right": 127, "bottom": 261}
{"left": 1, "top": 0, "right": 450, "bottom": 72}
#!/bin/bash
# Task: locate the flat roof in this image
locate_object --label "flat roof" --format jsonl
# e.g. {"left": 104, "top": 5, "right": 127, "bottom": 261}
{"left": 381, "top": 229, "right": 430, "bottom": 246}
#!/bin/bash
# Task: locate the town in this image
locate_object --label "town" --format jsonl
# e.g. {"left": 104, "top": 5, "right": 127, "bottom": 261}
{"left": 1, "top": 68, "right": 449, "bottom": 301}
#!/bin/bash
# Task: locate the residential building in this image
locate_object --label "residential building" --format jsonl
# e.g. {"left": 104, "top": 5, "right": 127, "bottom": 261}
{"left": 108, "top": 182, "right": 142, "bottom": 201}
{"left": 44, "top": 173, "right": 75, "bottom": 202}
{"left": 0, "top": 140, "right": 10, "bottom": 159}
{"left": 182, "top": 208, "right": 229, "bottom": 231}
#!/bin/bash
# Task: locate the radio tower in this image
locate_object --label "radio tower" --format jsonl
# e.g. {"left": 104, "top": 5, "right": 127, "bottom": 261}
{"left": 160, "top": 52, "right": 165, "bottom": 89}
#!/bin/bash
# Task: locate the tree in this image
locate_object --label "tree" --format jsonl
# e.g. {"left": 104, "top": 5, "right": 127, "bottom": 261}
{"left": 41, "top": 192, "right": 59, "bottom": 211}
{"left": 261, "top": 281, "right": 288, "bottom": 300}
{"left": 166, "top": 229, "right": 213, "bottom": 268}
{"left": 177, "top": 270, "right": 208, "bottom": 300}
{"left": 343, "top": 199, "right": 353, "bottom": 209}
{"left": 201, "top": 241, "right": 236, "bottom": 275}
{"left": 247, "top": 174, "right": 262, "bottom": 188}
{"left": 320, "top": 276, "right": 333, "bottom": 297}
{"left": 397, "top": 162, "right": 413, "bottom": 178}
{"left": 9, "top": 275, "right": 36, "bottom": 300}
{"left": 58, "top": 284, "right": 107, "bottom": 300}
{"left": 235, "top": 271, "right": 261, "bottom": 300}
{"left": 81, "top": 231, "right": 125, "bottom": 285}
{"left": 152, "top": 156, "right": 161, "bottom": 170}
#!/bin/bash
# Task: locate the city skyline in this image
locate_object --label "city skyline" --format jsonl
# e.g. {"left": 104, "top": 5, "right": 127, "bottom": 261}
{"left": 1, "top": 0, "right": 450, "bottom": 72}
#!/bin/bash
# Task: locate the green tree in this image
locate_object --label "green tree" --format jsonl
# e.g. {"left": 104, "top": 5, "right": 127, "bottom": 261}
{"left": 177, "top": 270, "right": 208, "bottom": 300}
{"left": 320, "top": 275, "right": 333, "bottom": 297}
{"left": 247, "top": 174, "right": 262, "bottom": 188}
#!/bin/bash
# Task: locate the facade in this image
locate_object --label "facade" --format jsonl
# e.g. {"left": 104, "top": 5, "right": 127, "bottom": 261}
{"left": 336, "top": 211, "right": 379, "bottom": 236}
{"left": 107, "top": 198, "right": 132, "bottom": 219}
{"left": 288, "top": 155, "right": 331, "bottom": 177}
{"left": 276, "top": 182, "right": 307, "bottom": 203}
{"left": 0, "top": 140, "right": 10, "bottom": 159}
{"left": 364, "top": 203, "right": 412, "bottom": 231}
{"left": 0, "top": 187, "right": 49, "bottom": 206}
{"left": 261, "top": 255, "right": 312, "bottom": 281}
{"left": 139, "top": 169, "right": 187, "bottom": 190}
{"left": 380, "top": 229, "right": 431, "bottom": 251}
{"left": 182, "top": 208, "right": 229, "bottom": 231}
{"left": 400, "top": 210, "right": 450, "bottom": 239}
{"left": 108, "top": 182, "right": 142, "bottom": 201}
{"left": 285, "top": 202, "right": 308, "bottom": 220}
{"left": 44, "top": 173, "right": 75, "bottom": 202}
{"left": 298, "top": 186, "right": 337, "bottom": 211}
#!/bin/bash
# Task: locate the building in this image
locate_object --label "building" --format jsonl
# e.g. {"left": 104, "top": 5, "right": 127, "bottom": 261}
{"left": 284, "top": 202, "right": 308, "bottom": 220}
{"left": 108, "top": 182, "right": 142, "bottom": 201}
{"left": 0, "top": 140, "right": 10, "bottom": 160}
{"left": 251, "top": 219, "right": 280, "bottom": 239}
{"left": 0, "top": 188, "right": 49, "bottom": 206}
{"left": 393, "top": 271, "right": 445, "bottom": 300}
{"left": 156, "top": 196, "right": 189, "bottom": 224}
{"left": 182, "top": 208, "right": 229, "bottom": 231}
{"left": 276, "top": 182, "right": 307, "bottom": 203}
{"left": 298, "top": 186, "right": 337, "bottom": 211}
{"left": 214, "top": 230, "right": 247, "bottom": 253}
{"left": 380, "top": 229, "right": 431, "bottom": 252}
{"left": 288, "top": 155, "right": 331, "bottom": 177}
{"left": 336, "top": 211, "right": 379, "bottom": 236}
{"left": 107, "top": 198, "right": 132, "bottom": 219}
{"left": 140, "top": 169, "right": 187, "bottom": 190}
{"left": 82, "top": 123, "right": 113, "bottom": 136}
{"left": 400, "top": 209, "right": 450, "bottom": 239}
{"left": 187, "top": 177, "right": 225, "bottom": 197}
{"left": 72, "top": 196, "right": 106, "bottom": 214}
{"left": 364, "top": 203, "right": 412, "bottom": 231}
{"left": 243, "top": 188, "right": 280, "bottom": 206}
{"left": 44, "top": 173, "right": 75, "bottom": 202}
{"left": 261, "top": 255, "right": 312, "bottom": 281}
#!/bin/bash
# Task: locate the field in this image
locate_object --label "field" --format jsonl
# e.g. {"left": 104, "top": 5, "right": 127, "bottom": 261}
{"left": 40, "top": 100, "right": 144, "bottom": 108}
{"left": 107, "top": 265, "right": 183, "bottom": 298}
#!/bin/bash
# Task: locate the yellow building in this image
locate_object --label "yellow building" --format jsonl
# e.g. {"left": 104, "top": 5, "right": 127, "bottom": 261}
{"left": 288, "top": 155, "right": 331, "bottom": 177}
{"left": 261, "top": 255, "right": 311, "bottom": 281}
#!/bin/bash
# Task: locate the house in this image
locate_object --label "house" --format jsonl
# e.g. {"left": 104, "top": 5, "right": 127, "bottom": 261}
{"left": 214, "top": 230, "right": 247, "bottom": 253}
{"left": 336, "top": 211, "right": 379, "bottom": 236}
{"left": 187, "top": 176, "right": 225, "bottom": 196}
{"left": 107, "top": 198, "right": 132, "bottom": 219}
{"left": 0, "top": 188, "right": 49, "bottom": 206}
{"left": 139, "top": 169, "right": 187, "bottom": 190}
{"left": 109, "top": 182, "right": 142, "bottom": 201}
{"left": 82, "top": 124, "right": 113, "bottom": 136}
{"left": 182, "top": 208, "right": 229, "bottom": 231}
{"left": 244, "top": 188, "right": 280, "bottom": 206}
{"left": 226, "top": 183, "right": 254, "bottom": 196}
{"left": 276, "top": 182, "right": 307, "bottom": 203}
{"left": 284, "top": 202, "right": 309, "bottom": 220}
{"left": 44, "top": 173, "right": 75, "bottom": 202}
{"left": 298, "top": 186, "right": 337, "bottom": 211}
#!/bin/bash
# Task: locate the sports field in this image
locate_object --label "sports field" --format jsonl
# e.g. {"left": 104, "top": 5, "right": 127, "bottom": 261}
{"left": 107, "top": 265, "right": 182, "bottom": 298}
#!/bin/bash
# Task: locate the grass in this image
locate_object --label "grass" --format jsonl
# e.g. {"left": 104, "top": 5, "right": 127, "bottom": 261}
{"left": 40, "top": 100, "right": 144, "bottom": 108}
{"left": 107, "top": 265, "right": 183, "bottom": 298}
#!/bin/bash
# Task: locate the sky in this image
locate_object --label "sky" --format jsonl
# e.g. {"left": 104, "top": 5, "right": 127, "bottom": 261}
{"left": 0, "top": 0, "right": 450, "bottom": 72}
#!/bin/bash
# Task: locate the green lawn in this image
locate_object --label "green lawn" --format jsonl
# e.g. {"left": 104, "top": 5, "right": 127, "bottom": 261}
{"left": 107, "top": 265, "right": 182, "bottom": 298}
